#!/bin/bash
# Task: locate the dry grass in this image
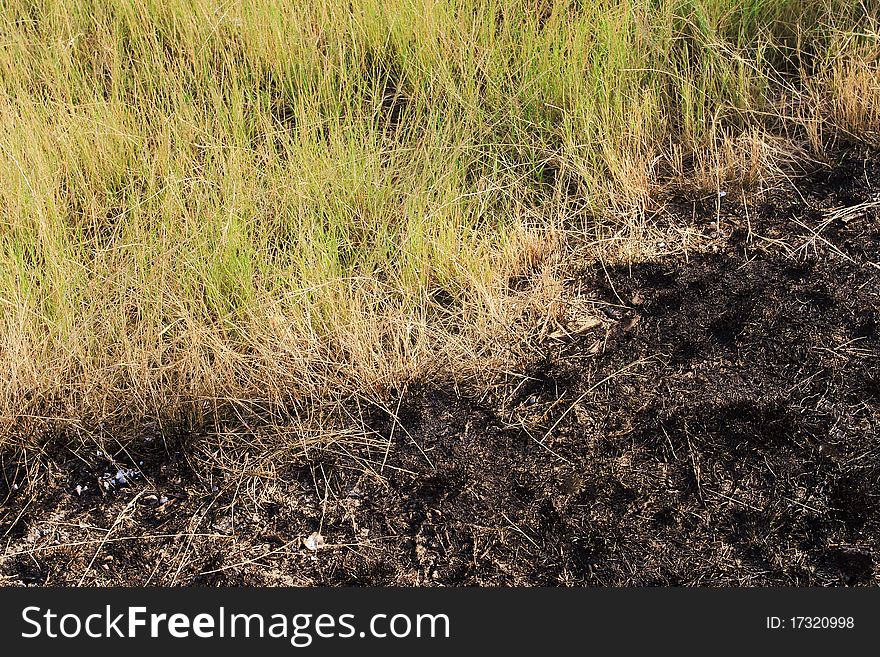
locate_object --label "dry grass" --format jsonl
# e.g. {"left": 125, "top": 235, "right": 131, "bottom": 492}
{"left": 0, "top": 0, "right": 878, "bottom": 453}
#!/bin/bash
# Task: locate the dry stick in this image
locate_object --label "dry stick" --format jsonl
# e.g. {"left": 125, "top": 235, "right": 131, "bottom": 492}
{"left": 394, "top": 418, "right": 435, "bottom": 470}
{"left": 165, "top": 477, "right": 233, "bottom": 586}
{"left": 539, "top": 356, "right": 655, "bottom": 446}
{"left": 327, "top": 450, "right": 418, "bottom": 477}
{"left": 169, "top": 509, "right": 213, "bottom": 587}
{"left": 144, "top": 487, "right": 225, "bottom": 586}
{"left": 317, "top": 462, "right": 331, "bottom": 536}
{"left": 380, "top": 391, "right": 405, "bottom": 474}
{"left": 705, "top": 489, "right": 762, "bottom": 513}
{"left": 517, "top": 422, "right": 572, "bottom": 465}
{"left": 45, "top": 520, "right": 111, "bottom": 533}
{"left": 2, "top": 533, "right": 228, "bottom": 560}
{"left": 661, "top": 424, "right": 677, "bottom": 460}
{"left": 686, "top": 434, "right": 705, "bottom": 505}
{"left": 499, "top": 512, "right": 541, "bottom": 551}
{"left": 2, "top": 493, "right": 35, "bottom": 539}
{"left": 792, "top": 216, "right": 856, "bottom": 264}
{"left": 197, "top": 538, "right": 301, "bottom": 576}
{"left": 599, "top": 254, "right": 627, "bottom": 307}
{"left": 77, "top": 490, "right": 144, "bottom": 585}
{"left": 199, "top": 532, "right": 396, "bottom": 577}
{"left": 781, "top": 496, "right": 822, "bottom": 515}
{"left": 325, "top": 440, "right": 387, "bottom": 488}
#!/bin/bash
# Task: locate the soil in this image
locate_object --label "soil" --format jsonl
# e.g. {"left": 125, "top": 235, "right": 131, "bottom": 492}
{"left": 2, "top": 153, "right": 878, "bottom": 586}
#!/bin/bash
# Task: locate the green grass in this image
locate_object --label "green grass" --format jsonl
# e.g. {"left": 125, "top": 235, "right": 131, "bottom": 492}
{"left": 0, "top": 0, "right": 878, "bottom": 440}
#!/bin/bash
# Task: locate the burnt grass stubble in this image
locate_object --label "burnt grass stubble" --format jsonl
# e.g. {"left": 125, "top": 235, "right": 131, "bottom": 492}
{"left": 2, "top": 154, "right": 878, "bottom": 586}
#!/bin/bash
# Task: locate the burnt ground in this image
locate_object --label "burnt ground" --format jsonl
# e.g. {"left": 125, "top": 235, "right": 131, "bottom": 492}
{"left": 1, "top": 154, "right": 878, "bottom": 586}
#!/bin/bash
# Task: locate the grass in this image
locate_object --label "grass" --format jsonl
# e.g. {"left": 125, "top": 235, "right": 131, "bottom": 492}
{"left": 0, "top": 0, "right": 878, "bottom": 450}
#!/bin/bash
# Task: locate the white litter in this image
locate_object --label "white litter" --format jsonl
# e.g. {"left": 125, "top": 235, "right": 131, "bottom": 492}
{"left": 113, "top": 468, "right": 140, "bottom": 485}
{"left": 303, "top": 532, "right": 325, "bottom": 551}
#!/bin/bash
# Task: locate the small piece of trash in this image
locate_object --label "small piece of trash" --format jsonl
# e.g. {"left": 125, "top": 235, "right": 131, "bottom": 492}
{"left": 303, "top": 532, "right": 325, "bottom": 551}
{"left": 719, "top": 190, "right": 727, "bottom": 197}
{"left": 114, "top": 468, "right": 140, "bottom": 485}
{"left": 75, "top": 484, "right": 86, "bottom": 496}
